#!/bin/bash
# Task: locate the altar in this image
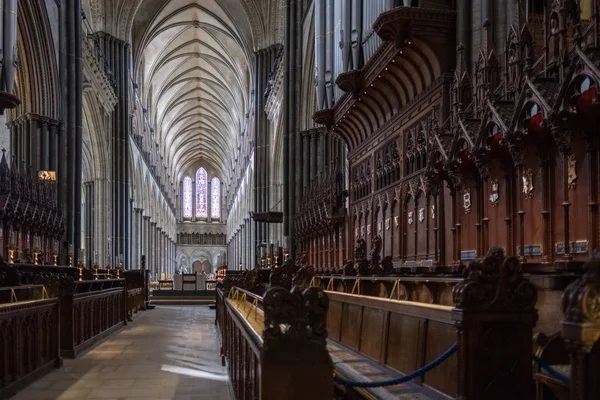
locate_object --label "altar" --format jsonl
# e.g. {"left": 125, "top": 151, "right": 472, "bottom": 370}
{"left": 173, "top": 273, "right": 206, "bottom": 291}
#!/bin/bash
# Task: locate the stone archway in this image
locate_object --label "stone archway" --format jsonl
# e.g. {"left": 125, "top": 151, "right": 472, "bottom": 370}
{"left": 191, "top": 260, "right": 212, "bottom": 273}
{"left": 192, "top": 261, "right": 202, "bottom": 273}
{"left": 201, "top": 260, "right": 211, "bottom": 273}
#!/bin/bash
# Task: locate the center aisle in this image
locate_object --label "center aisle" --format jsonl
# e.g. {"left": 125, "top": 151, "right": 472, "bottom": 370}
{"left": 12, "top": 306, "right": 234, "bottom": 400}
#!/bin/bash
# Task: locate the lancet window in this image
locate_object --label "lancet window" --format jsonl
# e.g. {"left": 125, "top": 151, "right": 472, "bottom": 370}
{"left": 196, "top": 167, "right": 208, "bottom": 219}
{"left": 211, "top": 177, "right": 221, "bottom": 219}
{"left": 182, "top": 176, "right": 192, "bottom": 219}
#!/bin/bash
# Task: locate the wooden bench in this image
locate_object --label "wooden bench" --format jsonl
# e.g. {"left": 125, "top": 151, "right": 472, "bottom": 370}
{"left": 326, "top": 247, "right": 538, "bottom": 399}
{"left": 561, "top": 251, "right": 600, "bottom": 400}
{"left": 216, "top": 285, "right": 332, "bottom": 400}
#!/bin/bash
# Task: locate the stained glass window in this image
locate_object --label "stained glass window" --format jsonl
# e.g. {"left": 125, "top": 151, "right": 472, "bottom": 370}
{"left": 196, "top": 167, "right": 208, "bottom": 219}
{"left": 211, "top": 177, "right": 221, "bottom": 219}
{"left": 182, "top": 176, "right": 192, "bottom": 219}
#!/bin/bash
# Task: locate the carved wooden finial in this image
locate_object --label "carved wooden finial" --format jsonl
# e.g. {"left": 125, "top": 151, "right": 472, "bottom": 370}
{"left": 453, "top": 247, "right": 538, "bottom": 311}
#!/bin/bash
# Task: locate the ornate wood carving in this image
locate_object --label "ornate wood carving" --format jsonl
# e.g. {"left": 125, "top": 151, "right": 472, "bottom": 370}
{"left": 453, "top": 247, "right": 537, "bottom": 311}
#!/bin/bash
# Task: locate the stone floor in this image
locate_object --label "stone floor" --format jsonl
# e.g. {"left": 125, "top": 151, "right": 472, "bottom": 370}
{"left": 12, "top": 306, "right": 234, "bottom": 400}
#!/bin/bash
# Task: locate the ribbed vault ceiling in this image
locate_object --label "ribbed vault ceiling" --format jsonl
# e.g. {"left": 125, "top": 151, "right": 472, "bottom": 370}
{"left": 133, "top": 0, "right": 253, "bottom": 181}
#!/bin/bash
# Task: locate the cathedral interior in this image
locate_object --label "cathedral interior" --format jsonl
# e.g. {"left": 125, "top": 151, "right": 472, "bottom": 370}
{"left": 1, "top": 0, "right": 600, "bottom": 399}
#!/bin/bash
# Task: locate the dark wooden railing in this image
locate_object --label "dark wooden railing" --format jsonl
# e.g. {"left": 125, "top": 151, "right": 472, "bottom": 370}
{"left": 60, "top": 279, "right": 127, "bottom": 358}
{"left": 0, "top": 262, "right": 150, "bottom": 397}
{"left": 216, "top": 285, "right": 332, "bottom": 400}
{"left": 0, "top": 298, "right": 60, "bottom": 399}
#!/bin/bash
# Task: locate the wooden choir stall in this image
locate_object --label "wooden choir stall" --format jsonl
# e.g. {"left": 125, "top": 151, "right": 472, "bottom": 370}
{"left": 216, "top": 248, "right": 600, "bottom": 400}
{"left": 0, "top": 154, "right": 149, "bottom": 398}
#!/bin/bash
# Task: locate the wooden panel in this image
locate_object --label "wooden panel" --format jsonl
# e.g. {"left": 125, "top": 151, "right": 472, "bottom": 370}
{"left": 460, "top": 183, "right": 479, "bottom": 257}
{"left": 486, "top": 167, "right": 510, "bottom": 253}
{"left": 327, "top": 300, "right": 343, "bottom": 341}
{"left": 422, "top": 320, "right": 458, "bottom": 396}
{"left": 443, "top": 185, "right": 454, "bottom": 264}
{"left": 416, "top": 195, "right": 428, "bottom": 257}
{"left": 385, "top": 313, "right": 422, "bottom": 373}
{"left": 340, "top": 303, "right": 362, "bottom": 350}
{"left": 359, "top": 307, "right": 385, "bottom": 360}
{"left": 570, "top": 141, "right": 591, "bottom": 262}
{"left": 521, "top": 161, "right": 544, "bottom": 261}
{"left": 405, "top": 197, "right": 416, "bottom": 258}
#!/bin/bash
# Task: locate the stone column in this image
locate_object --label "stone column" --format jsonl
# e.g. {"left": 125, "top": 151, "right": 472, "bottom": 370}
{"left": 149, "top": 222, "right": 156, "bottom": 277}
{"left": 311, "top": 129, "right": 318, "bottom": 181}
{"left": 49, "top": 121, "right": 59, "bottom": 173}
{"left": 133, "top": 208, "right": 143, "bottom": 268}
{"left": 164, "top": 233, "right": 167, "bottom": 275}
{"left": 302, "top": 130, "right": 310, "bottom": 190}
{"left": 40, "top": 117, "right": 49, "bottom": 171}
{"left": 143, "top": 216, "right": 150, "bottom": 270}
{"left": 158, "top": 228, "right": 163, "bottom": 277}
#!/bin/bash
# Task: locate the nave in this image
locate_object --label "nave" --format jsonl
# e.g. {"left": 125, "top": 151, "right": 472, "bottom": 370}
{"left": 11, "top": 306, "right": 233, "bottom": 400}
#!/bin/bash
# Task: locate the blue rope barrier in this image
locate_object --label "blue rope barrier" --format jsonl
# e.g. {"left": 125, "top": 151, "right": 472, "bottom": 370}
{"left": 333, "top": 343, "right": 458, "bottom": 388}
{"left": 532, "top": 355, "right": 570, "bottom": 385}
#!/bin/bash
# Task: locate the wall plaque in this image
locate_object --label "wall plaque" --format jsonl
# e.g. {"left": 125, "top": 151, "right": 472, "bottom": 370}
{"left": 517, "top": 244, "right": 542, "bottom": 257}
{"left": 555, "top": 240, "right": 588, "bottom": 255}
{"left": 418, "top": 208, "right": 425, "bottom": 222}
{"left": 460, "top": 250, "right": 477, "bottom": 260}
{"left": 404, "top": 260, "right": 417, "bottom": 268}
{"left": 385, "top": 218, "right": 390, "bottom": 230}
{"left": 408, "top": 212, "right": 414, "bottom": 225}
{"left": 431, "top": 205, "right": 436, "bottom": 219}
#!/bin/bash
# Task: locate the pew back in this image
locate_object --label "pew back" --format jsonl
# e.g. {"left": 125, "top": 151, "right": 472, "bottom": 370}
{"left": 216, "top": 286, "right": 333, "bottom": 400}
{"left": 327, "top": 291, "right": 458, "bottom": 396}
{"left": 0, "top": 298, "right": 60, "bottom": 399}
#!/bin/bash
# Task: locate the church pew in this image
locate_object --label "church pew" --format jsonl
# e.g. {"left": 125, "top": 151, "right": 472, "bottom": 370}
{"left": 216, "top": 285, "right": 332, "bottom": 400}
{"left": 561, "top": 251, "right": 600, "bottom": 400}
{"left": 326, "top": 248, "right": 538, "bottom": 399}
{"left": 0, "top": 297, "right": 61, "bottom": 399}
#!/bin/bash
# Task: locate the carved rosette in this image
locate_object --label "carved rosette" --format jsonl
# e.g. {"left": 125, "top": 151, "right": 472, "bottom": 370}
{"left": 262, "top": 286, "right": 329, "bottom": 348}
{"left": 452, "top": 247, "right": 537, "bottom": 311}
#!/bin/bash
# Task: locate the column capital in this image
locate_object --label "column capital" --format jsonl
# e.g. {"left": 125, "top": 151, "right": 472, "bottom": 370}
{"left": 134, "top": 207, "right": 144, "bottom": 213}
{"left": 143, "top": 215, "right": 151, "bottom": 220}
{"left": 150, "top": 221, "right": 156, "bottom": 226}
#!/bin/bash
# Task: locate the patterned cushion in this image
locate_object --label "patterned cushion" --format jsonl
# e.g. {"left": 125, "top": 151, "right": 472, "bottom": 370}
{"left": 328, "top": 340, "right": 449, "bottom": 400}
